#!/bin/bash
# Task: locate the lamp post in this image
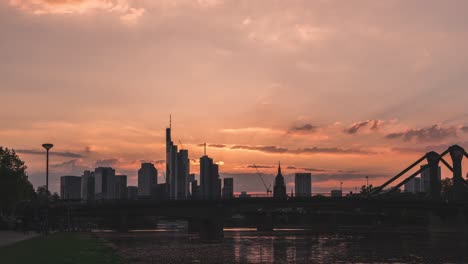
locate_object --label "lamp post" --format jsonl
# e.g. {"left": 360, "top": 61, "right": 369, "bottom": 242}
{"left": 340, "top": 182, "right": 343, "bottom": 192}
{"left": 365, "top": 176, "right": 369, "bottom": 188}
{"left": 42, "top": 143, "right": 54, "bottom": 193}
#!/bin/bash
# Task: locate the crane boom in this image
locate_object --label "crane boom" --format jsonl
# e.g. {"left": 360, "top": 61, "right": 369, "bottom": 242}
{"left": 253, "top": 164, "right": 272, "bottom": 195}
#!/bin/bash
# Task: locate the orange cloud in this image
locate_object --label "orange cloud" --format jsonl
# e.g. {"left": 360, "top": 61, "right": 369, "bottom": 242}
{"left": 8, "top": 0, "right": 144, "bottom": 23}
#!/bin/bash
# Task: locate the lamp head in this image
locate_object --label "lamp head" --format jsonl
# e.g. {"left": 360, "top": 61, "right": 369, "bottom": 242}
{"left": 42, "top": 143, "right": 54, "bottom": 151}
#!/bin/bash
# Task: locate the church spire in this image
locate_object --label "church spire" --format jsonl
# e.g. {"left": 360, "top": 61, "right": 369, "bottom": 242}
{"left": 278, "top": 161, "right": 282, "bottom": 176}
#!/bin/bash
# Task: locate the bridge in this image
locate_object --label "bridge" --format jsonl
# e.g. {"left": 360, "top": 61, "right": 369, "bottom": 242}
{"left": 51, "top": 145, "right": 468, "bottom": 241}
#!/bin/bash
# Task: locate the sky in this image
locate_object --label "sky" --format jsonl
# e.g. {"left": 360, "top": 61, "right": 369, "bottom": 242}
{"left": 1, "top": 0, "right": 468, "bottom": 194}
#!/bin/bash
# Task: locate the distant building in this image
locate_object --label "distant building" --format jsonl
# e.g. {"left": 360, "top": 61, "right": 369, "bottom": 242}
{"left": 60, "top": 176, "right": 81, "bottom": 200}
{"left": 420, "top": 165, "right": 441, "bottom": 193}
{"left": 152, "top": 183, "right": 169, "bottom": 200}
{"left": 200, "top": 155, "right": 221, "bottom": 199}
{"left": 138, "top": 163, "right": 157, "bottom": 197}
{"left": 273, "top": 162, "right": 287, "bottom": 199}
{"left": 239, "top": 191, "right": 251, "bottom": 198}
{"left": 331, "top": 190, "right": 342, "bottom": 198}
{"left": 127, "top": 186, "right": 138, "bottom": 200}
{"left": 191, "top": 180, "right": 200, "bottom": 199}
{"left": 81, "top": 170, "right": 95, "bottom": 201}
{"left": 95, "top": 167, "right": 116, "bottom": 200}
{"left": 177, "top": 149, "right": 190, "bottom": 199}
{"left": 115, "top": 175, "right": 127, "bottom": 200}
{"left": 404, "top": 177, "right": 421, "bottom": 194}
{"left": 295, "top": 173, "right": 312, "bottom": 197}
{"left": 222, "top": 178, "right": 234, "bottom": 199}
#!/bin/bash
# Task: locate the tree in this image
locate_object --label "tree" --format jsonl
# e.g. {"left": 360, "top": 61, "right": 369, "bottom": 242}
{"left": 0, "top": 147, "right": 35, "bottom": 215}
{"left": 360, "top": 184, "right": 374, "bottom": 195}
{"left": 441, "top": 178, "right": 453, "bottom": 201}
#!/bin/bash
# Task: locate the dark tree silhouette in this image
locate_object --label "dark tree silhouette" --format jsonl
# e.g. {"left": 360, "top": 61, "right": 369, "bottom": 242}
{"left": 0, "top": 147, "right": 35, "bottom": 215}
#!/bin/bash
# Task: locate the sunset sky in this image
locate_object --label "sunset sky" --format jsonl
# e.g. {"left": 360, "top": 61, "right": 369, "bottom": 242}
{"left": 2, "top": 0, "right": 468, "bottom": 194}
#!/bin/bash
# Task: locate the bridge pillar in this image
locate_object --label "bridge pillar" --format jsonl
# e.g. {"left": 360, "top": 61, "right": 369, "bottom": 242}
{"left": 449, "top": 145, "right": 466, "bottom": 202}
{"left": 199, "top": 218, "right": 223, "bottom": 242}
{"left": 426, "top": 151, "right": 441, "bottom": 201}
{"left": 257, "top": 211, "right": 274, "bottom": 232}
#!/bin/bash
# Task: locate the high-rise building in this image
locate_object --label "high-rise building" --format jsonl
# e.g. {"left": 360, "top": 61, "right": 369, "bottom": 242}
{"left": 177, "top": 149, "right": 189, "bottom": 199}
{"left": 115, "top": 175, "right": 127, "bottom": 200}
{"left": 191, "top": 180, "right": 200, "bottom": 199}
{"left": 94, "top": 167, "right": 116, "bottom": 200}
{"left": 60, "top": 176, "right": 81, "bottom": 200}
{"left": 420, "top": 165, "right": 441, "bottom": 193}
{"left": 222, "top": 178, "right": 234, "bottom": 199}
{"left": 404, "top": 177, "right": 422, "bottom": 194}
{"left": 138, "top": 163, "right": 157, "bottom": 197}
{"left": 127, "top": 186, "right": 138, "bottom": 200}
{"left": 295, "top": 173, "right": 312, "bottom": 197}
{"left": 81, "top": 170, "right": 95, "bottom": 201}
{"left": 200, "top": 155, "right": 220, "bottom": 199}
{"left": 273, "top": 162, "right": 287, "bottom": 199}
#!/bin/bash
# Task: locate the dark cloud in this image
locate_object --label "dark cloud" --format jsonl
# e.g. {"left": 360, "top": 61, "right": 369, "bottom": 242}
{"left": 95, "top": 158, "right": 119, "bottom": 167}
{"left": 193, "top": 144, "right": 370, "bottom": 155}
{"left": 231, "top": 145, "right": 289, "bottom": 153}
{"left": 293, "top": 147, "right": 371, "bottom": 155}
{"left": 197, "top": 143, "right": 227, "bottom": 148}
{"left": 461, "top": 126, "right": 468, "bottom": 133}
{"left": 246, "top": 164, "right": 275, "bottom": 169}
{"left": 51, "top": 159, "right": 81, "bottom": 169}
{"left": 139, "top": 159, "right": 165, "bottom": 164}
{"left": 385, "top": 125, "right": 457, "bottom": 142}
{"left": 15, "top": 149, "right": 83, "bottom": 158}
{"left": 288, "top": 124, "right": 317, "bottom": 133}
{"left": 344, "top": 120, "right": 383, "bottom": 134}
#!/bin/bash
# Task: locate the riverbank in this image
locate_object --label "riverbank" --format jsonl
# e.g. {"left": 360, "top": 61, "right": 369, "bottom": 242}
{"left": 0, "top": 231, "right": 38, "bottom": 248}
{"left": 0, "top": 232, "right": 126, "bottom": 264}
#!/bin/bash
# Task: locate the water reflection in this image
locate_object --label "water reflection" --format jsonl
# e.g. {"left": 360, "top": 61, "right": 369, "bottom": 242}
{"left": 98, "top": 229, "right": 468, "bottom": 263}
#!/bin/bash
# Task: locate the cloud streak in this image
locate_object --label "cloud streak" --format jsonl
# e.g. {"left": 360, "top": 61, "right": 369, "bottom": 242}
{"left": 385, "top": 125, "right": 457, "bottom": 142}
{"left": 344, "top": 120, "right": 383, "bottom": 134}
{"left": 204, "top": 144, "right": 371, "bottom": 155}
{"left": 15, "top": 149, "right": 83, "bottom": 158}
{"left": 8, "top": 0, "right": 145, "bottom": 23}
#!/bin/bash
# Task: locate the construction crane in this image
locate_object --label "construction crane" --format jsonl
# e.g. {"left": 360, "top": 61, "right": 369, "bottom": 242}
{"left": 252, "top": 164, "right": 272, "bottom": 196}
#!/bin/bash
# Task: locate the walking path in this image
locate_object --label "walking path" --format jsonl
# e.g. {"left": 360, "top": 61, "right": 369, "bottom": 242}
{"left": 0, "top": 231, "right": 38, "bottom": 248}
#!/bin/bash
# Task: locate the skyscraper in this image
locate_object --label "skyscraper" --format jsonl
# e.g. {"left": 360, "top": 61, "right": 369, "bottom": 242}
{"left": 222, "top": 178, "right": 234, "bottom": 199}
{"left": 81, "top": 170, "right": 95, "bottom": 202}
{"left": 94, "top": 167, "right": 116, "bottom": 200}
{"left": 138, "top": 163, "right": 157, "bottom": 197}
{"left": 60, "top": 176, "right": 81, "bottom": 200}
{"left": 420, "top": 165, "right": 441, "bottom": 193}
{"left": 273, "top": 162, "right": 287, "bottom": 199}
{"left": 200, "top": 155, "right": 220, "bottom": 199}
{"left": 115, "top": 175, "right": 127, "bottom": 200}
{"left": 295, "top": 173, "right": 311, "bottom": 197}
{"left": 177, "top": 149, "right": 189, "bottom": 199}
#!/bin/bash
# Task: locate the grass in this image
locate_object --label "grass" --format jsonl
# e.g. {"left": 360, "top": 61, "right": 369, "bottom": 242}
{"left": 0, "top": 232, "right": 126, "bottom": 264}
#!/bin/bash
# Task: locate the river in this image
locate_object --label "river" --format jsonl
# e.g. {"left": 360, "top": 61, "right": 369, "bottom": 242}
{"left": 97, "top": 228, "right": 468, "bottom": 263}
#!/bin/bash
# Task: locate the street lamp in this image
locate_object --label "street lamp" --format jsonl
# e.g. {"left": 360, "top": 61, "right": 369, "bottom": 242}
{"left": 42, "top": 143, "right": 54, "bottom": 193}
{"left": 365, "top": 176, "right": 369, "bottom": 188}
{"left": 340, "top": 182, "right": 343, "bottom": 192}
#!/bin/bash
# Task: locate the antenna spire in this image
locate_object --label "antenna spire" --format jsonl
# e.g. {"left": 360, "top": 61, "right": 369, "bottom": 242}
{"left": 204, "top": 142, "right": 207, "bottom": 156}
{"left": 169, "top": 114, "right": 172, "bottom": 129}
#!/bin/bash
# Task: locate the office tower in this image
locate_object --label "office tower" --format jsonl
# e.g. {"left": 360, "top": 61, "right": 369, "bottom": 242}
{"left": 81, "top": 170, "right": 95, "bottom": 201}
{"left": 138, "top": 163, "right": 157, "bottom": 197}
{"left": 191, "top": 180, "right": 199, "bottom": 199}
{"left": 115, "top": 175, "right": 127, "bottom": 200}
{"left": 404, "top": 177, "right": 422, "bottom": 194}
{"left": 273, "top": 162, "right": 287, "bottom": 199}
{"left": 177, "top": 149, "right": 189, "bottom": 199}
{"left": 222, "top": 178, "right": 234, "bottom": 199}
{"left": 420, "top": 165, "right": 441, "bottom": 193}
{"left": 60, "top": 176, "right": 81, "bottom": 200}
{"left": 295, "top": 173, "right": 312, "bottom": 197}
{"left": 94, "top": 167, "right": 116, "bottom": 200}
{"left": 200, "top": 155, "right": 220, "bottom": 199}
{"left": 127, "top": 186, "right": 138, "bottom": 200}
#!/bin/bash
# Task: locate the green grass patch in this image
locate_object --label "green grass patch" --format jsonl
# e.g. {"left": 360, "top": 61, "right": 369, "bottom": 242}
{"left": 0, "top": 233, "right": 126, "bottom": 264}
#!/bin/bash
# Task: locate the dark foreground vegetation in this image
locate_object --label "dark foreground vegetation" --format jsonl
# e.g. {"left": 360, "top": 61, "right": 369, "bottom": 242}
{"left": 0, "top": 233, "right": 126, "bottom": 264}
